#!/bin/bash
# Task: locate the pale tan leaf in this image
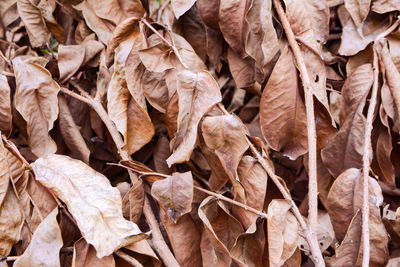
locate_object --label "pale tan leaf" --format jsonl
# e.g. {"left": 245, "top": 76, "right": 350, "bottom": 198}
{"left": 171, "top": 0, "right": 196, "bottom": 18}
{"left": 151, "top": 171, "right": 193, "bottom": 223}
{"left": 13, "top": 56, "right": 60, "bottom": 157}
{"left": 14, "top": 208, "right": 62, "bottom": 267}
{"left": 372, "top": 0, "right": 400, "bottom": 13}
{"left": 31, "top": 154, "right": 146, "bottom": 258}
{"left": 166, "top": 70, "right": 221, "bottom": 166}
{"left": 260, "top": 46, "right": 308, "bottom": 160}
{"left": 0, "top": 75, "right": 12, "bottom": 134}
{"left": 58, "top": 95, "right": 90, "bottom": 164}
{"left": 201, "top": 114, "right": 249, "bottom": 200}
{"left": 267, "top": 199, "right": 299, "bottom": 267}
{"left": 344, "top": 0, "right": 370, "bottom": 28}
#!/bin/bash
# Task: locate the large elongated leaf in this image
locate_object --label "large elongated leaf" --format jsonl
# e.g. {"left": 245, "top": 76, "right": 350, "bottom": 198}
{"left": 0, "top": 75, "right": 12, "bottom": 134}
{"left": 321, "top": 64, "right": 373, "bottom": 177}
{"left": 31, "top": 154, "right": 146, "bottom": 258}
{"left": 260, "top": 46, "right": 308, "bottom": 159}
{"left": 13, "top": 56, "right": 59, "bottom": 157}
{"left": 166, "top": 70, "right": 221, "bottom": 166}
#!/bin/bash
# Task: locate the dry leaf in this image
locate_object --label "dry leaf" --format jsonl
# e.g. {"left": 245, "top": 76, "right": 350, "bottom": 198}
{"left": 166, "top": 70, "right": 221, "bottom": 166}
{"left": 122, "top": 179, "right": 144, "bottom": 224}
{"left": 151, "top": 171, "right": 193, "bottom": 223}
{"left": 13, "top": 56, "right": 60, "bottom": 157}
{"left": 0, "top": 75, "right": 12, "bottom": 134}
{"left": 14, "top": 208, "right": 63, "bottom": 267}
{"left": 31, "top": 154, "right": 146, "bottom": 258}
{"left": 72, "top": 238, "right": 115, "bottom": 267}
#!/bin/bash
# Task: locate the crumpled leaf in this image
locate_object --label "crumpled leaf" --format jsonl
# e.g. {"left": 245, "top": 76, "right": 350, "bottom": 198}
{"left": 122, "top": 179, "right": 144, "bottom": 224}
{"left": 107, "top": 30, "right": 155, "bottom": 155}
{"left": 151, "top": 171, "right": 193, "bottom": 223}
{"left": 14, "top": 208, "right": 63, "bottom": 267}
{"left": 322, "top": 64, "right": 373, "bottom": 177}
{"left": 260, "top": 46, "right": 308, "bottom": 160}
{"left": 166, "top": 70, "right": 221, "bottom": 166}
{"left": 202, "top": 114, "right": 249, "bottom": 200}
{"left": 267, "top": 199, "right": 299, "bottom": 267}
{"left": 0, "top": 75, "right": 12, "bottom": 134}
{"left": 344, "top": 0, "right": 371, "bottom": 28}
{"left": 31, "top": 154, "right": 146, "bottom": 258}
{"left": 72, "top": 238, "right": 115, "bottom": 267}
{"left": 13, "top": 56, "right": 60, "bottom": 157}
{"left": 326, "top": 168, "right": 389, "bottom": 266}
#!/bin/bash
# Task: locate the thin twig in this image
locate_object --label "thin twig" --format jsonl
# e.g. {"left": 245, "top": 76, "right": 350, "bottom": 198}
{"left": 0, "top": 39, "right": 20, "bottom": 49}
{"left": 115, "top": 251, "right": 144, "bottom": 267}
{"left": 60, "top": 87, "right": 179, "bottom": 267}
{"left": 140, "top": 18, "right": 188, "bottom": 69}
{"left": 272, "top": 1, "right": 322, "bottom": 265}
{"left": 0, "top": 256, "right": 19, "bottom": 262}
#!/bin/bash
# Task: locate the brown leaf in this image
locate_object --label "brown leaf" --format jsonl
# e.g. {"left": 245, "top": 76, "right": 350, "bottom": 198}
{"left": 0, "top": 75, "right": 12, "bottom": 134}
{"left": 107, "top": 31, "right": 155, "bottom": 155}
{"left": 72, "top": 238, "right": 115, "bottom": 267}
{"left": 219, "top": 0, "right": 251, "bottom": 56}
{"left": 160, "top": 210, "right": 202, "bottom": 267}
{"left": 201, "top": 114, "right": 249, "bottom": 200}
{"left": 151, "top": 171, "right": 193, "bottom": 223}
{"left": 58, "top": 95, "right": 90, "bottom": 164}
{"left": 13, "top": 56, "right": 60, "bottom": 157}
{"left": 260, "top": 46, "right": 308, "bottom": 160}
{"left": 232, "top": 155, "right": 268, "bottom": 229}
{"left": 122, "top": 179, "right": 144, "bottom": 224}
{"left": 31, "top": 154, "right": 146, "bottom": 258}
{"left": 14, "top": 208, "right": 63, "bottom": 267}
{"left": 166, "top": 70, "right": 221, "bottom": 166}
{"left": 267, "top": 199, "right": 299, "bottom": 267}
{"left": 198, "top": 196, "right": 244, "bottom": 266}
{"left": 321, "top": 64, "right": 373, "bottom": 177}
{"left": 326, "top": 168, "right": 389, "bottom": 266}
{"left": 124, "top": 239, "right": 161, "bottom": 267}
{"left": 197, "top": 0, "right": 220, "bottom": 30}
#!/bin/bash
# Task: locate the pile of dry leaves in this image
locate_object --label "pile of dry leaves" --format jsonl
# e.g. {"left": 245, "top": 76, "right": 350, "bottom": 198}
{"left": 1, "top": 0, "right": 400, "bottom": 266}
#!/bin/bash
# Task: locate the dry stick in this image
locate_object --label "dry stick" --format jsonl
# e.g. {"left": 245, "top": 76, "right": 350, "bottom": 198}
{"left": 60, "top": 88, "right": 180, "bottom": 267}
{"left": 115, "top": 251, "right": 144, "bottom": 267}
{"left": 272, "top": 1, "right": 322, "bottom": 265}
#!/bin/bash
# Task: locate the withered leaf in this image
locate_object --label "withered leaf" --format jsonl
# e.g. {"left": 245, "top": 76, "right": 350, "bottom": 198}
{"left": 72, "top": 238, "right": 115, "bottom": 267}
{"left": 322, "top": 64, "right": 373, "bottom": 177}
{"left": 166, "top": 70, "right": 221, "bottom": 166}
{"left": 13, "top": 56, "right": 60, "bottom": 158}
{"left": 0, "top": 75, "right": 12, "bottom": 134}
{"left": 14, "top": 208, "right": 63, "bottom": 267}
{"left": 151, "top": 171, "right": 193, "bottom": 223}
{"left": 171, "top": 0, "right": 196, "bottom": 18}
{"left": 267, "top": 199, "right": 299, "bottom": 267}
{"left": 31, "top": 154, "right": 146, "bottom": 258}
{"left": 260, "top": 46, "right": 308, "bottom": 160}
{"left": 122, "top": 179, "right": 144, "bottom": 224}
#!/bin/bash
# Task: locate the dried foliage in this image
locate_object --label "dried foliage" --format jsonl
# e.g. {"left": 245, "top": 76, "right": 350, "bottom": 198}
{"left": 1, "top": 0, "right": 400, "bottom": 266}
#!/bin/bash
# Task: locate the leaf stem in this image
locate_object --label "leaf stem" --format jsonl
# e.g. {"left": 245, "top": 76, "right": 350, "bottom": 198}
{"left": 272, "top": 0, "right": 322, "bottom": 265}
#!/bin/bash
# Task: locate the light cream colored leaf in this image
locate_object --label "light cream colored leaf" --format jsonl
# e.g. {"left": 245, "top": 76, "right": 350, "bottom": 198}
{"left": 0, "top": 75, "right": 12, "bottom": 134}
{"left": 260, "top": 46, "right": 308, "bottom": 160}
{"left": 166, "top": 70, "right": 221, "bottom": 166}
{"left": 151, "top": 171, "right": 193, "bottom": 223}
{"left": 13, "top": 56, "right": 59, "bottom": 157}
{"left": 14, "top": 208, "right": 62, "bottom": 267}
{"left": 344, "top": 0, "right": 370, "bottom": 28}
{"left": 321, "top": 64, "right": 373, "bottom": 177}
{"left": 267, "top": 199, "right": 299, "bottom": 267}
{"left": 171, "top": 0, "right": 196, "bottom": 18}
{"left": 31, "top": 154, "right": 146, "bottom": 258}
{"left": 201, "top": 114, "right": 249, "bottom": 200}
{"left": 107, "top": 31, "right": 154, "bottom": 155}
{"left": 372, "top": 0, "right": 400, "bottom": 13}
{"left": 58, "top": 95, "right": 90, "bottom": 164}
